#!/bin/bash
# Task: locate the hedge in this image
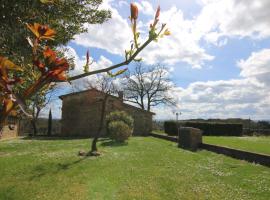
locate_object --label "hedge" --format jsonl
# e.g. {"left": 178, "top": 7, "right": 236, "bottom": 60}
{"left": 164, "top": 121, "right": 179, "bottom": 136}
{"left": 164, "top": 121, "right": 243, "bottom": 136}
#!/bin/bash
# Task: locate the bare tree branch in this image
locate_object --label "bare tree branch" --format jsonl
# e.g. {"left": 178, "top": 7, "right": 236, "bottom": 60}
{"left": 66, "top": 38, "right": 152, "bottom": 82}
{"left": 123, "top": 63, "right": 176, "bottom": 111}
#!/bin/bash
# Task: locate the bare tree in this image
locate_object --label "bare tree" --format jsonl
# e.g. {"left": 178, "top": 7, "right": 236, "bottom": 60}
{"left": 124, "top": 63, "right": 175, "bottom": 111}
{"left": 28, "top": 84, "right": 57, "bottom": 136}
{"left": 83, "top": 75, "right": 117, "bottom": 156}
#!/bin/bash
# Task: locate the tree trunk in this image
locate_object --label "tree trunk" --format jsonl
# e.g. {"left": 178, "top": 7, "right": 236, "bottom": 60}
{"left": 0, "top": 115, "right": 6, "bottom": 134}
{"left": 147, "top": 99, "right": 151, "bottom": 111}
{"left": 0, "top": 121, "right": 4, "bottom": 139}
{"left": 140, "top": 95, "right": 145, "bottom": 110}
{"left": 90, "top": 95, "right": 108, "bottom": 154}
{"left": 31, "top": 119, "right": 38, "bottom": 136}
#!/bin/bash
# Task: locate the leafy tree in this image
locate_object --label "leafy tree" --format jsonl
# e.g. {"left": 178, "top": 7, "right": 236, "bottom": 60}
{"left": 0, "top": 2, "right": 171, "bottom": 153}
{"left": 0, "top": 0, "right": 111, "bottom": 135}
{"left": 0, "top": 0, "right": 111, "bottom": 63}
{"left": 123, "top": 63, "right": 175, "bottom": 111}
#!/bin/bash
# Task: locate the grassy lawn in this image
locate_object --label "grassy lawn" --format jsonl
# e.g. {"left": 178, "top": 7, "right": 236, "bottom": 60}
{"left": 152, "top": 130, "right": 167, "bottom": 135}
{"left": 203, "top": 136, "right": 270, "bottom": 155}
{"left": 0, "top": 137, "right": 270, "bottom": 200}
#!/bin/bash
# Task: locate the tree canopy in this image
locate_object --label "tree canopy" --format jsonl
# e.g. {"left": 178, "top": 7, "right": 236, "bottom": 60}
{"left": 0, "top": 0, "right": 111, "bottom": 62}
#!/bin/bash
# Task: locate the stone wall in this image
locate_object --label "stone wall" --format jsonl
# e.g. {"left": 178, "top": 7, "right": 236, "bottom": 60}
{"left": 200, "top": 143, "right": 270, "bottom": 167}
{"left": 61, "top": 89, "right": 153, "bottom": 137}
{"left": 1, "top": 124, "right": 18, "bottom": 139}
{"left": 19, "top": 119, "right": 61, "bottom": 136}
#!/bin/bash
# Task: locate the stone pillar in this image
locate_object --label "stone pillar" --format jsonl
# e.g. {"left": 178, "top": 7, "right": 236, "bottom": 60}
{"left": 178, "top": 127, "right": 202, "bottom": 151}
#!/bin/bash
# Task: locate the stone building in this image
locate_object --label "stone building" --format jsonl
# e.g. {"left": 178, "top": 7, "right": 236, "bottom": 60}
{"left": 0, "top": 115, "right": 19, "bottom": 140}
{"left": 60, "top": 89, "right": 154, "bottom": 137}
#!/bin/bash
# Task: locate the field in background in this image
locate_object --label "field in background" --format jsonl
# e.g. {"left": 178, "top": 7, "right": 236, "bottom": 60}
{"left": 203, "top": 136, "right": 270, "bottom": 155}
{"left": 0, "top": 137, "right": 270, "bottom": 200}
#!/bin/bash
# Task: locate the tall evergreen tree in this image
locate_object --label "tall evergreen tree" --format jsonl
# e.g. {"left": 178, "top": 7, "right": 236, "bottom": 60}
{"left": 47, "top": 108, "right": 52, "bottom": 136}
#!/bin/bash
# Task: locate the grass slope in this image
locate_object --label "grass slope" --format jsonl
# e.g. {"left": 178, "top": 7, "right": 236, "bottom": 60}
{"left": 0, "top": 137, "right": 270, "bottom": 200}
{"left": 203, "top": 136, "right": 270, "bottom": 155}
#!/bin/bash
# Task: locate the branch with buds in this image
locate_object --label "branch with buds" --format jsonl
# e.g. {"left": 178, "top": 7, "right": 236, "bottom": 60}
{"left": 0, "top": 2, "right": 170, "bottom": 131}
{"left": 67, "top": 3, "right": 170, "bottom": 81}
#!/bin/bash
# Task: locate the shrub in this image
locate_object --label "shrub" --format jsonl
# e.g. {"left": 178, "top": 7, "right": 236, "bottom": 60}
{"left": 164, "top": 121, "right": 179, "bottom": 136}
{"left": 106, "top": 111, "right": 134, "bottom": 142}
{"left": 164, "top": 121, "right": 243, "bottom": 136}
{"left": 106, "top": 111, "right": 134, "bottom": 128}
{"left": 108, "top": 121, "right": 132, "bottom": 142}
{"left": 185, "top": 122, "right": 243, "bottom": 136}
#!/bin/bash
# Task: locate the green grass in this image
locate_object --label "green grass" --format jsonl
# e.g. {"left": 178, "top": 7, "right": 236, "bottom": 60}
{"left": 152, "top": 130, "right": 167, "bottom": 135}
{"left": 0, "top": 137, "right": 270, "bottom": 200}
{"left": 203, "top": 136, "right": 270, "bottom": 155}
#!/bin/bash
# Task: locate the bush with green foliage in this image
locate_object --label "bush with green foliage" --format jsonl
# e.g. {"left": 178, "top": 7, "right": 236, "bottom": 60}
{"left": 108, "top": 121, "right": 132, "bottom": 142}
{"left": 106, "top": 111, "right": 134, "bottom": 142}
{"left": 106, "top": 111, "right": 134, "bottom": 129}
{"left": 164, "top": 121, "right": 179, "bottom": 136}
{"left": 164, "top": 121, "right": 243, "bottom": 136}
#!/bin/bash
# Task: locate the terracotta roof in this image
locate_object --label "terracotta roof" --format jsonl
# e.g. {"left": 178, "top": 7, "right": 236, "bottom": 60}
{"left": 59, "top": 88, "right": 155, "bottom": 115}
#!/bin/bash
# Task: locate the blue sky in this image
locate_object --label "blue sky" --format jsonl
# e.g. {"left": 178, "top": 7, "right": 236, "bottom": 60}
{"left": 44, "top": 0, "right": 270, "bottom": 120}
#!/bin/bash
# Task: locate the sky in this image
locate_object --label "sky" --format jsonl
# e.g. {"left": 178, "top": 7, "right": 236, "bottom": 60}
{"left": 42, "top": 0, "right": 270, "bottom": 121}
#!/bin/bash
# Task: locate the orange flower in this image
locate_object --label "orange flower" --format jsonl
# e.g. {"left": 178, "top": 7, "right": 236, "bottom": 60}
{"left": 33, "top": 60, "right": 46, "bottom": 74}
{"left": 48, "top": 58, "right": 69, "bottom": 81}
{"left": 0, "top": 57, "right": 23, "bottom": 93}
{"left": 130, "top": 3, "right": 138, "bottom": 20}
{"left": 2, "top": 98, "right": 14, "bottom": 115}
{"left": 43, "top": 47, "right": 57, "bottom": 64}
{"left": 0, "top": 95, "right": 14, "bottom": 116}
{"left": 0, "top": 57, "right": 23, "bottom": 82}
{"left": 27, "top": 23, "right": 56, "bottom": 40}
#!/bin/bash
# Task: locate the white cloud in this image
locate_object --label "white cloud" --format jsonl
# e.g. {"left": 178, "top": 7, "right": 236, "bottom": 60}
{"left": 65, "top": 46, "right": 113, "bottom": 75}
{"left": 196, "top": 0, "right": 270, "bottom": 43}
{"left": 135, "top": 1, "right": 155, "bottom": 16}
{"left": 48, "top": 1, "right": 270, "bottom": 120}
{"left": 73, "top": 1, "right": 214, "bottom": 68}
{"left": 64, "top": 46, "right": 114, "bottom": 90}
{"left": 237, "top": 49, "right": 270, "bottom": 84}
{"left": 155, "top": 48, "right": 270, "bottom": 120}
{"left": 73, "top": 0, "right": 131, "bottom": 55}
{"left": 140, "top": 6, "right": 214, "bottom": 68}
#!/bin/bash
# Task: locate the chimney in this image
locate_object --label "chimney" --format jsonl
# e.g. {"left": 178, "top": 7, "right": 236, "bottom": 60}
{"left": 118, "top": 91, "right": 124, "bottom": 102}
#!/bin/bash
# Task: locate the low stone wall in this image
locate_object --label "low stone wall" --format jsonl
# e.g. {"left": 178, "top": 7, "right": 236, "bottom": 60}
{"left": 149, "top": 133, "right": 178, "bottom": 142}
{"left": 150, "top": 132, "right": 270, "bottom": 167}
{"left": 200, "top": 143, "right": 270, "bottom": 167}
{"left": 19, "top": 119, "right": 61, "bottom": 136}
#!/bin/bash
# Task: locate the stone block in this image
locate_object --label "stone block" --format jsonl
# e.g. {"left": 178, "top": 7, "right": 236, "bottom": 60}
{"left": 178, "top": 127, "right": 202, "bottom": 151}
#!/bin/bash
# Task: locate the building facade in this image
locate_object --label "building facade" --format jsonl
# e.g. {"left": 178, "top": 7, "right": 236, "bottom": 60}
{"left": 60, "top": 89, "right": 154, "bottom": 137}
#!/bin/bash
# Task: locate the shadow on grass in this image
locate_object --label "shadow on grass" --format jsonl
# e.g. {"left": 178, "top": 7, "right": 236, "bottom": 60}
{"left": 100, "top": 140, "right": 128, "bottom": 147}
{"left": 22, "top": 136, "right": 102, "bottom": 141}
{"left": 29, "top": 156, "right": 89, "bottom": 181}
{"left": 22, "top": 136, "right": 89, "bottom": 141}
